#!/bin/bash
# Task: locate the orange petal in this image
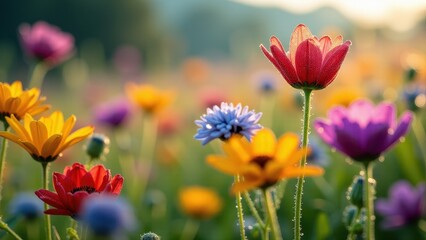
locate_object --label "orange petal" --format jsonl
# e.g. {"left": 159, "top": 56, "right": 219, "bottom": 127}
{"left": 223, "top": 136, "right": 251, "bottom": 163}
{"left": 265, "top": 161, "right": 284, "bottom": 182}
{"left": 275, "top": 133, "right": 299, "bottom": 164}
{"left": 5, "top": 115, "right": 31, "bottom": 141}
{"left": 231, "top": 178, "right": 264, "bottom": 193}
{"left": 41, "top": 134, "right": 62, "bottom": 158}
{"left": 251, "top": 129, "right": 276, "bottom": 158}
{"left": 280, "top": 166, "right": 324, "bottom": 179}
{"left": 29, "top": 121, "right": 48, "bottom": 151}
{"left": 206, "top": 155, "right": 240, "bottom": 175}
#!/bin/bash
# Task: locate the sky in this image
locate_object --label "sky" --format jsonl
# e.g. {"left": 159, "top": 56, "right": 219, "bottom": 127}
{"left": 232, "top": 0, "right": 426, "bottom": 31}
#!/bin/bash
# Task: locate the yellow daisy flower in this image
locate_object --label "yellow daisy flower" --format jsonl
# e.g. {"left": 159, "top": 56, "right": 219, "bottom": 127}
{"left": 126, "top": 83, "right": 172, "bottom": 114}
{"left": 0, "top": 111, "right": 94, "bottom": 162}
{"left": 0, "top": 81, "right": 49, "bottom": 122}
{"left": 179, "top": 186, "right": 222, "bottom": 219}
{"left": 207, "top": 128, "right": 324, "bottom": 193}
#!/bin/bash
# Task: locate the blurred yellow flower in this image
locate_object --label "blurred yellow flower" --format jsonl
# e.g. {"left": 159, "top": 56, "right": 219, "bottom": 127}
{"left": 126, "top": 83, "right": 172, "bottom": 114}
{"left": 207, "top": 128, "right": 324, "bottom": 193}
{"left": 179, "top": 186, "right": 222, "bottom": 219}
{"left": 0, "top": 111, "right": 94, "bottom": 162}
{"left": 324, "top": 88, "right": 363, "bottom": 109}
{"left": 0, "top": 81, "right": 49, "bottom": 122}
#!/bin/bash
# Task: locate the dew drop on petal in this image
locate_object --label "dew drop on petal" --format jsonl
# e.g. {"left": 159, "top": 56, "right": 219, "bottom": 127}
{"left": 399, "top": 137, "right": 406, "bottom": 143}
{"left": 331, "top": 148, "right": 336, "bottom": 153}
{"left": 345, "top": 158, "right": 353, "bottom": 165}
{"left": 378, "top": 156, "right": 385, "bottom": 162}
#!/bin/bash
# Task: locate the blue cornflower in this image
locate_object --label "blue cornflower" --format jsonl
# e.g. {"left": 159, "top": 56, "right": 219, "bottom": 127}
{"left": 9, "top": 192, "right": 44, "bottom": 220}
{"left": 81, "top": 195, "right": 135, "bottom": 237}
{"left": 194, "top": 102, "right": 262, "bottom": 145}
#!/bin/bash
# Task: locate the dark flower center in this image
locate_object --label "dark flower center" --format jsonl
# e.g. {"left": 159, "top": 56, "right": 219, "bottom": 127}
{"left": 252, "top": 155, "right": 272, "bottom": 169}
{"left": 70, "top": 186, "right": 96, "bottom": 194}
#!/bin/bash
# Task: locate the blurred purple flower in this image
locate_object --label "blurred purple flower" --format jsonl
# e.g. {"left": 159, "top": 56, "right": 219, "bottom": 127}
{"left": 376, "top": 181, "right": 426, "bottom": 229}
{"left": 19, "top": 21, "right": 74, "bottom": 66}
{"left": 314, "top": 99, "right": 413, "bottom": 162}
{"left": 94, "top": 97, "right": 133, "bottom": 128}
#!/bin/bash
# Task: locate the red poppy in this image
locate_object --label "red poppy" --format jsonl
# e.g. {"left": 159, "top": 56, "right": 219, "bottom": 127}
{"left": 35, "top": 163, "right": 123, "bottom": 218}
{"left": 260, "top": 24, "right": 351, "bottom": 90}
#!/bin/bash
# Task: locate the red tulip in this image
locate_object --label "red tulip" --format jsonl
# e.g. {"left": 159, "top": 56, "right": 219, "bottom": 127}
{"left": 260, "top": 24, "right": 351, "bottom": 90}
{"left": 35, "top": 163, "right": 123, "bottom": 218}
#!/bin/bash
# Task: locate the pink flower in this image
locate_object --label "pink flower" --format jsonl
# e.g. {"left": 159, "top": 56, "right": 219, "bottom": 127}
{"left": 19, "top": 21, "right": 74, "bottom": 66}
{"left": 260, "top": 24, "right": 351, "bottom": 90}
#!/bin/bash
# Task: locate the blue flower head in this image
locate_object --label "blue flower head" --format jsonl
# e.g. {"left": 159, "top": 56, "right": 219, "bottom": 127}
{"left": 9, "top": 192, "right": 44, "bottom": 220}
{"left": 81, "top": 195, "right": 135, "bottom": 237}
{"left": 194, "top": 102, "right": 262, "bottom": 145}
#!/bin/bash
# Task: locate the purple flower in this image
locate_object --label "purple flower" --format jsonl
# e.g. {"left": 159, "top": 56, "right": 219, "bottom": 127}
{"left": 314, "top": 99, "right": 413, "bottom": 162}
{"left": 19, "top": 21, "right": 74, "bottom": 66}
{"left": 94, "top": 97, "right": 133, "bottom": 128}
{"left": 376, "top": 181, "right": 426, "bottom": 229}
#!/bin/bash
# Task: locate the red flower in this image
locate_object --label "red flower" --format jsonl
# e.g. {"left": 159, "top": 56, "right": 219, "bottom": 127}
{"left": 35, "top": 163, "right": 123, "bottom": 218}
{"left": 260, "top": 24, "right": 351, "bottom": 90}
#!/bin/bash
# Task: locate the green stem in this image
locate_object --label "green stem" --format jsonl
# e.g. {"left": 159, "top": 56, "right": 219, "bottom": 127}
{"left": 0, "top": 218, "right": 23, "bottom": 240}
{"left": 243, "top": 191, "right": 265, "bottom": 229}
{"left": 29, "top": 63, "right": 49, "bottom": 89}
{"left": 179, "top": 218, "right": 200, "bottom": 240}
{"left": 294, "top": 89, "right": 312, "bottom": 240}
{"left": 42, "top": 163, "right": 52, "bottom": 240}
{"left": 0, "top": 123, "right": 9, "bottom": 208}
{"left": 235, "top": 175, "right": 247, "bottom": 240}
{"left": 263, "top": 188, "right": 283, "bottom": 240}
{"left": 364, "top": 163, "right": 375, "bottom": 240}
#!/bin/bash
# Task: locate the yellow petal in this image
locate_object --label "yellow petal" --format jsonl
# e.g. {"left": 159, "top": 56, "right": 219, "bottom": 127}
{"left": 223, "top": 136, "right": 251, "bottom": 163}
{"left": 285, "top": 148, "right": 311, "bottom": 167}
{"left": 5, "top": 115, "right": 31, "bottom": 141}
{"left": 30, "top": 121, "right": 48, "bottom": 151}
{"left": 275, "top": 133, "right": 299, "bottom": 164}
{"left": 265, "top": 161, "right": 284, "bottom": 182}
{"left": 61, "top": 115, "right": 76, "bottom": 139}
{"left": 20, "top": 141, "right": 40, "bottom": 156}
{"left": 206, "top": 155, "right": 240, "bottom": 175}
{"left": 54, "top": 126, "right": 94, "bottom": 156}
{"left": 41, "top": 134, "right": 63, "bottom": 158}
{"left": 251, "top": 129, "right": 276, "bottom": 158}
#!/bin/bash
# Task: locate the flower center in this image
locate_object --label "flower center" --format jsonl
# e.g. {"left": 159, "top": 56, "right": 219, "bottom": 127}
{"left": 252, "top": 155, "right": 272, "bottom": 169}
{"left": 70, "top": 186, "right": 96, "bottom": 194}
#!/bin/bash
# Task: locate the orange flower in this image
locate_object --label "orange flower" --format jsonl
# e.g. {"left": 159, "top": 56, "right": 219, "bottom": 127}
{"left": 125, "top": 83, "right": 173, "bottom": 114}
{"left": 179, "top": 186, "right": 222, "bottom": 219}
{"left": 0, "top": 81, "right": 49, "bottom": 122}
{"left": 207, "top": 128, "right": 324, "bottom": 193}
{"left": 0, "top": 111, "right": 94, "bottom": 162}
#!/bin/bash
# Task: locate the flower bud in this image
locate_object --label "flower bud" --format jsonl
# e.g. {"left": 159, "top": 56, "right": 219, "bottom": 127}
{"left": 86, "top": 134, "right": 110, "bottom": 160}
{"left": 343, "top": 205, "right": 358, "bottom": 228}
{"left": 347, "top": 176, "right": 364, "bottom": 208}
{"left": 141, "top": 232, "right": 161, "bottom": 240}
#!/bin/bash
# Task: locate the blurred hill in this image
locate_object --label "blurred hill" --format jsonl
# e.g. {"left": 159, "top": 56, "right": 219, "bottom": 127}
{"left": 0, "top": 0, "right": 353, "bottom": 68}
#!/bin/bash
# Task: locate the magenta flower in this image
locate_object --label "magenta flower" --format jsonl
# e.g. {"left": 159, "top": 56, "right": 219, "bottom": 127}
{"left": 314, "top": 99, "right": 413, "bottom": 162}
{"left": 19, "top": 21, "right": 74, "bottom": 66}
{"left": 376, "top": 181, "right": 425, "bottom": 229}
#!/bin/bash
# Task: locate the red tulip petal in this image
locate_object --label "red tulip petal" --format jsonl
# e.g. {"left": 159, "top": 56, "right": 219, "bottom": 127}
{"left": 107, "top": 175, "right": 124, "bottom": 195}
{"left": 270, "top": 36, "right": 284, "bottom": 52}
{"left": 318, "top": 41, "right": 351, "bottom": 87}
{"left": 53, "top": 174, "right": 69, "bottom": 203}
{"left": 44, "top": 208, "right": 73, "bottom": 216}
{"left": 290, "top": 24, "right": 313, "bottom": 65}
{"left": 260, "top": 44, "right": 281, "bottom": 71}
{"left": 35, "top": 189, "right": 64, "bottom": 209}
{"left": 295, "top": 39, "right": 323, "bottom": 85}
{"left": 270, "top": 45, "right": 299, "bottom": 86}
{"left": 81, "top": 172, "right": 95, "bottom": 189}
{"left": 88, "top": 165, "right": 108, "bottom": 190}
{"left": 64, "top": 162, "right": 85, "bottom": 175}
{"left": 319, "top": 36, "right": 332, "bottom": 57}
{"left": 70, "top": 191, "right": 89, "bottom": 214}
